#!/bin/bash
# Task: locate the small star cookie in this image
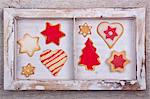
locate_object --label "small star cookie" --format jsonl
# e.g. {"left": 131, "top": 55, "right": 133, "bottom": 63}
{"left": 107, "top": 51, "right": 129, "bottom": 72}
{"left": 21, "top": 63, "right": 35, "bottom": 77}
{"left": 79, "top": 23, "right": 92, "bottom": 37}
{"left": 17, "top": 33, "right": 40, "bottom": 57}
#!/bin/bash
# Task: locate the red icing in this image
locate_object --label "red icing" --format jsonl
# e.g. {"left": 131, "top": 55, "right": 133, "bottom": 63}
{"left": 104, "top": 26, "right": 118, "bottom": 40}
{"left": 79, "top": 38, "right": 100, "bottom": 70}
{"left": 111, "top": 55, "right": 126, "bottom": 69}
{"left": 41, "top": 22, "right": 65, "bottom": 45}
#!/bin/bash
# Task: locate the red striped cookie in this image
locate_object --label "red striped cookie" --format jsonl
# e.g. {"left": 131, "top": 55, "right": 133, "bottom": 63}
{"left": 40, "top": 49, "right": 67, "bottom": 76}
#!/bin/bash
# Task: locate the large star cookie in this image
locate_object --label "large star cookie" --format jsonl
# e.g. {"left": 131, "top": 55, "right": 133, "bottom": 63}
{"left": 17, "top": 33, "right": 40, "bottom": 57}
{"left": 107, "top": 51, "right": 129, "bottom": 72}
{"left": 41, "top": 22, "right": 65, "bottom": 45}
{"left": 21, "top": 63, "right": 35, "bottom": 77}
{"left": 79, "top": 23, "right": 92, "bottom": 37}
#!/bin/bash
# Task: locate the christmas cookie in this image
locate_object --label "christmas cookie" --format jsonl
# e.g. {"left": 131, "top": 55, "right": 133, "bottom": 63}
{"left": 79, "top": 23, "right": 92, "bottom": 37}
{"left": 97, "top": 21, "right": 124, "bottom": 49}
{"left": 107, "top": 51, "right": 129, "bottom": 72}
{"left": 79, "top": 38, "right": 100, "bottom": 71}
{"left": 41, "top": 22, "right": 65, "bottom": 45}
{"left": 17, "top": 33, "right": 40, "bottom": 57}
{"left": 21, "top": 63, "right": 35, "bottom": 77}
{"left": 40, "top": 49, "right": 68, "bottom": 76}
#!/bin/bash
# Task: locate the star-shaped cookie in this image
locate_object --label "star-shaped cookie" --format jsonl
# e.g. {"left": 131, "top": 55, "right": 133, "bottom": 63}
{"left": 79, "top": 23, "right": 92, "bottom": 37}
{"left": 41, "top": 22, "right": 65, "bottom": 45}
{"left": 107, "top": 51, "right": 129, "bottom": 72}
{"left": 104, "top": 26, "right": 118, "bottom": 40}
{"left": 17, "top": 33, "right": 40, "bottom": 57}
{"left": 21, "top": 63, "right": 35, "bottom": 77}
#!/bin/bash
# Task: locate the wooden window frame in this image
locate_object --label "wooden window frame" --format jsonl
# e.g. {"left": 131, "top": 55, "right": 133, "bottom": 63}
{"left": 3, "top": 8, "right": 146, "bottom": 90}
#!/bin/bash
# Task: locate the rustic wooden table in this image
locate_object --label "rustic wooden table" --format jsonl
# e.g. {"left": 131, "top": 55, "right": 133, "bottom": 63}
{"left": 0, "top": 0, "right": 149, "bottom": 99}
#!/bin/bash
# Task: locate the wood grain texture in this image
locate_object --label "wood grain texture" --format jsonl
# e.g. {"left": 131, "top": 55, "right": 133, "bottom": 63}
{"left": 0, "top": 0, "right": 150, "bottom": 98}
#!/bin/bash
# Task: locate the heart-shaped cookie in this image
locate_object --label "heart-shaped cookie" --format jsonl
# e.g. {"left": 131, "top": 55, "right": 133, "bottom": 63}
{"left": 97, "top": 22, "right": 124, "bottom": 49}
{"left": 40, "top": 49, "right": 67, "bottom": 76}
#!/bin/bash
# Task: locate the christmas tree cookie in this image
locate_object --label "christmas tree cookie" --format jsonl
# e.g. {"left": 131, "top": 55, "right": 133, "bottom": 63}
{"left": 79, "top": 23, "right": 92, "bottom": 37}
{"left": 40, "top": 49, "right": 68, "bottom": 76}
{"left": 97, "top": 21, "right": 124, "bottom": 49}
{"left": 41, "top": 22, "right": 65, "bottom": 45}
{"left": 107, "top": 51, "right": 129, "bottom": 72}
{"left": 79, "top": 38, "right": 100, "bottom": 71}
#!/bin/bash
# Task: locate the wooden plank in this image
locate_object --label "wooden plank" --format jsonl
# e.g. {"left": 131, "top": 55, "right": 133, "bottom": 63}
{"left": 4, "top": 8, "right": 138, "bottom": 18}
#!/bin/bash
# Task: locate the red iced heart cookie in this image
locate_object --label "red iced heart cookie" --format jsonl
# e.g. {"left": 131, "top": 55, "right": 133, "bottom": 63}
{"left": 40, "top": 49, "right": 67, "bottom": 76}
{"left": 97, "top": 22, "right": 124, "bottom": 49}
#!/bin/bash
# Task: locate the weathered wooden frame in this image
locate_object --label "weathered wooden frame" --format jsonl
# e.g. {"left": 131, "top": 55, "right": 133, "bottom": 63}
{"left": 3, "top": 8, "right": 146, "bottom": 90}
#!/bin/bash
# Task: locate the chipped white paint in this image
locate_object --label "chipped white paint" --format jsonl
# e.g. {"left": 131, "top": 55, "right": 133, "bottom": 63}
{"left": 35, "top": 86, "right": 45, "bottom": 90}
{"left": 120, "top": 81, "right": 125, "bottom": 86}
{"left": 3, "top": 8, "right": 146, "bottom": 90}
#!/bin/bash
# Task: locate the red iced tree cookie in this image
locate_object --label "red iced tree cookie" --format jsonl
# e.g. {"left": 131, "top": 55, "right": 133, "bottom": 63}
{"left": 79, "top": 38, "right": 100, "bottom": 71}
{"left": 107, "top": 51, "right": 129, "bottom": 72}
{"left": 41, "top": 22, "right": 65, "bottom": 45}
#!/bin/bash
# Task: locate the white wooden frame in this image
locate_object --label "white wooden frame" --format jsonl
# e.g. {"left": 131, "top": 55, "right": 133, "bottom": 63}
{"left": 4, "top": 8, "right": 146, "bottom": 90}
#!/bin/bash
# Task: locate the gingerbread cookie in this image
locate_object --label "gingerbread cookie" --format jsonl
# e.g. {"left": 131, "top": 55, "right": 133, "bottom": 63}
{"left": 40, "top": 49, "right": 68, "bottom": 76}
{"left": 17, "top": 33, "right": 40, "bottom": 57}
{"left": 107, "top": 51, "right": 129, "bottom": 72}
{"left": 21, "top": 63, "right": 35, "bottom": 77}
{"left": 41, "top": 22, "right": 65, "bottom": 45}
{"left": 79, "top": 38, "right": 100, "bottom": 71}
{"left": 97, "top": 21, "right": 124, "bottom": 49}
{"left": 79, "top": 23, "right": 92, "bottom": 37}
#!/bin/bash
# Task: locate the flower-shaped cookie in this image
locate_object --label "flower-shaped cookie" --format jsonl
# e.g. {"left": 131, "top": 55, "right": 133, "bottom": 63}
{"left": 79, "top": 23, "right": 92, "bottom": 37}
{"left": 21, "top": 63, "right": 35, "bottom": 77}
